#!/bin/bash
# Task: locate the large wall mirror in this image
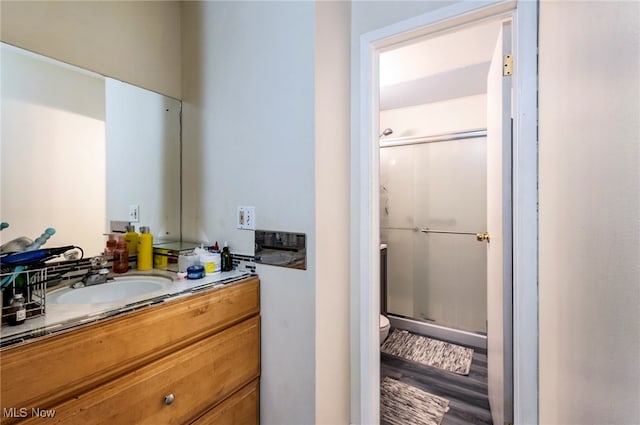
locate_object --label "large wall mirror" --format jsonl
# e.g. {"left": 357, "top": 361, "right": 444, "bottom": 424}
{"left": 0, "top": 43, "right": 181, "bottom": 257}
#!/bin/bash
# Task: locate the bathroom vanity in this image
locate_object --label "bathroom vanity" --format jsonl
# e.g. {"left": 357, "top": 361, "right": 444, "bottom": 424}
{"left": 0, "top": 275, "right": 260, "bottom": 424}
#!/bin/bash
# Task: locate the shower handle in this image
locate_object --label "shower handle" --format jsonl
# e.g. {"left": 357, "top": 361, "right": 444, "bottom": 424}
{"left": 476, "top": 232, "right": 490, "bottom": 243}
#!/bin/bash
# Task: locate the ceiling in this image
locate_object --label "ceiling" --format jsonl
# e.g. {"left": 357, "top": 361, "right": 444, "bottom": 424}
{"left": 379, "top": 20, "right": 502, "bottom": 110}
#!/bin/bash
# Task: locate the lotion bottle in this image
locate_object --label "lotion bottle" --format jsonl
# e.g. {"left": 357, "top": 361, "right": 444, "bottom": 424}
{"left": 137, "top": 226, "right": 153, "bottom": 271}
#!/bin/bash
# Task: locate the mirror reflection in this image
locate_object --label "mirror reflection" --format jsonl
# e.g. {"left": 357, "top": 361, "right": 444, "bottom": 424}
{"left": 0, "top": 43, "right": 181, "bottom": 257}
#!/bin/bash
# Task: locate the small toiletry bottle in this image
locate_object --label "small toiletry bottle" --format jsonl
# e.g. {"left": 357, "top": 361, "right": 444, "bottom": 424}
{"left": 200, "top": 250, "right": 220, "bottom": 275}
{"left": 104, "top": 234, "right": 116, "bottom": 257}
{"left": 137, "top": 226, "right": 153, "bottom": 271}
{"left": 221, "top": 242, "right": 232, "bottom": 272}
{"left": 113, "top": 236, "right": 129, "bottom": 273}
{"left": 187, "top": 265, "right": 205, "bottom": 280}
{"left": 154, "top": 248, "right": 169, "bottom": 270}
{"left": 8, "top": 293, "right": 26, "bottom": 326}
{"left": 178, "top": 253, "right": 198, "bottom": 273}
{"left": 125, "top": 225, "right": 138, "bottom": 255}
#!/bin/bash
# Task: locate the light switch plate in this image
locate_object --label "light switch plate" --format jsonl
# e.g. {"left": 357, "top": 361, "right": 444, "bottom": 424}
{"left": 128, "top": 204, "right": 140, "bottom": 223}
{"left": 237, "top": 206, "right": 255, "bottom": 230}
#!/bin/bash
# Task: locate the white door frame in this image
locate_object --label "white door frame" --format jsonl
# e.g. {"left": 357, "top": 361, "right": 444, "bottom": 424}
{"left": 352, "top": 1, "right": 538, "bottom": 424}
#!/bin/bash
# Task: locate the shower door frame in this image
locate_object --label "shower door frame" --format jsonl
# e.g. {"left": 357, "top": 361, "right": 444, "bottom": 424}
{"left": 380, "top": 129, "right": 490, "bottom": 349}
{"left": 351, "top": 1, "right": 539, "bottom": 425}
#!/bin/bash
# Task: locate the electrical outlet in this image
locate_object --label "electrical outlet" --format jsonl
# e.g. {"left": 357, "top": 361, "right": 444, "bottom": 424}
{"left": 128, "top": 204, "right": 140, "bottom": 223}
{"left": 237, "top": 206, "right": 255, "bottom": 230}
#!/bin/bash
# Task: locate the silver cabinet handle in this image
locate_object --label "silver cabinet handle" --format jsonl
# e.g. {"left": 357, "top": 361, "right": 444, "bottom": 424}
{"left": 164, "top": 394, "right": 175, "bottom": 405}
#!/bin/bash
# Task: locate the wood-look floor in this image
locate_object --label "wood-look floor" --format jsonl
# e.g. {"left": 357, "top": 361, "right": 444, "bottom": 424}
{"left": 381, "top": 329, "right": 493, "bottom": 425}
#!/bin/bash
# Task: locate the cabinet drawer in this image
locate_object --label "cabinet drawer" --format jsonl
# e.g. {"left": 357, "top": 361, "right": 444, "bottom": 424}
{"left": 191, "top": 379, "right": 259, "bottom": 425}
{"left": 23, "top": 316, "right": 260, "bottom": 425}
{"left": 1, "top": 277, "right": 259, "bottom": 414}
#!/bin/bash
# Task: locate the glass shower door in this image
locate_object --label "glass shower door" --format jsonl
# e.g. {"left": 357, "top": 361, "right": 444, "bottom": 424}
{"left": 380, "top": 136, "right": 487, "bottom": 334}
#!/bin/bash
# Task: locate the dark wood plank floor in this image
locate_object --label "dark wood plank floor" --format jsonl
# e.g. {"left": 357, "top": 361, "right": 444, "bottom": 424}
{"left": 381, "top": 329, "right": 493, "bottom": 425}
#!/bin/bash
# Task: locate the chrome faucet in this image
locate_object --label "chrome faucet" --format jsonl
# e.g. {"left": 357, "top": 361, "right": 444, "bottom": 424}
{"left": 72, "top": 256, "right": 111, "bottom": 288}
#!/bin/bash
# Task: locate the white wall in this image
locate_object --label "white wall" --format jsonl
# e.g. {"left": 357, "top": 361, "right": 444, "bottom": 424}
{"left": 379, "top": 20, "right": 499, "bottom": 87}
{"left": 105, "top": 79, "right": 181, "bottom": 243}
{"left": 380, "top": 94, "right": 486, "bottom": 137}
{"left": 315, "top": 1, "right": 351, "bottom": 424}
{"left": 0, "top": 1, "right": 181, "bottom": 99}
{"left": 181, "top": 2, "right": 317, "bottom": 423}
{"left": 379, "top": 21, "right": 499, "bottom": 109}
{"left": 539, "top": 1, "right": 640, "bottom": 424}
{"left": 1, "top": 44, "right": 105, "bottom": 255}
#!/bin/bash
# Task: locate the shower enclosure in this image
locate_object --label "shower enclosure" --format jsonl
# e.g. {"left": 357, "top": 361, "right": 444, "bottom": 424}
{"left": 380, "top": 130, "right": 488, "bottom": 338}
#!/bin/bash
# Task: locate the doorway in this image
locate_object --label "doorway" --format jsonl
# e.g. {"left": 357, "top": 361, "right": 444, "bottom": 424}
{"left": 379, "top": 17, "right": 510, "bottom": 425}
{"left": 379, "top": 19, "right": 499, "bottom": 346}
{"left": 352, "top": 2, "right": 538, "bottom": 425}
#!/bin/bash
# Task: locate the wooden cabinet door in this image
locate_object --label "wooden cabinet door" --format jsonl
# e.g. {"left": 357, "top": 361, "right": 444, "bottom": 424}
{"left": 1, "top": 277, "right": 259, "bottom": 416}
{"left": 191, "top": 379, "right": 259, "bottom": 425}
{"left": 24, "top": 316, "right": 260, "bottom": 425}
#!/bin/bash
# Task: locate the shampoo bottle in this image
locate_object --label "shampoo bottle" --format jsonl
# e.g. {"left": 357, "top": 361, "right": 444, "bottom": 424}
{"left": 124, "top": 225, "right": 138, "bottom": 255}
{"left": 137, "top": 226, "right": 153, "bottom": 271}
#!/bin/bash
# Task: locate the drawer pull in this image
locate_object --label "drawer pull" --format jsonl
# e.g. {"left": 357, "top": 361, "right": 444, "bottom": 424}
{"left": 164, "top": 393, "right": 175, "bottom": 405}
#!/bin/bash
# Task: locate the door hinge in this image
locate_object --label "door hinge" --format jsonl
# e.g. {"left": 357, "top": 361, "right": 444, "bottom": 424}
{"left": 503, "top": 54, "right": 513, "bottom": 76}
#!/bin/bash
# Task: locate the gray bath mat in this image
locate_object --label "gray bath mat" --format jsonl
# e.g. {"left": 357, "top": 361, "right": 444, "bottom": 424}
{"left": 381, "top": 377, "right": 449, "bottom": 425}
{"left": 381, "top": 329, "right": 474, "bottom": 375}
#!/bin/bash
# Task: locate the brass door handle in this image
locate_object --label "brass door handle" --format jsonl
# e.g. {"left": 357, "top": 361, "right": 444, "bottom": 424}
{"left": 476, "top": 232, "right": 490, "bottom": 242}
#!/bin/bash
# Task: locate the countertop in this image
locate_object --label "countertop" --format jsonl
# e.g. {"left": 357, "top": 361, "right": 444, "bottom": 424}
{"left": 0, "top": 269, "right": 252, "bottom": 348}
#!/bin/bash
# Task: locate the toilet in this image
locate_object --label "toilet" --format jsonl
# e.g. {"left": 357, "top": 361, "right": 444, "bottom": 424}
{"left": 380, "top": 314, "right": 390, "bottom": 344}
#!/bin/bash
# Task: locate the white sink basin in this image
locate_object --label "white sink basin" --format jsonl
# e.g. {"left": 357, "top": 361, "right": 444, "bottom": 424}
{"left": 47, "top": 275, "right": 173, "bottom": 305}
